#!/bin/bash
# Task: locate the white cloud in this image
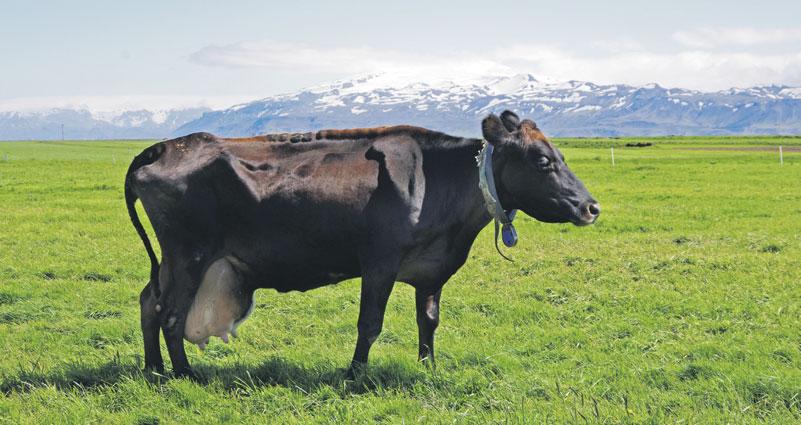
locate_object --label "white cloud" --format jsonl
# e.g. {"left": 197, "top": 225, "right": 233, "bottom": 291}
{"left": 189, "top": 39, "right": 801, "bottom": 91}
{"left": 590, "top": 38, "right": 645, "bottom": 53}
{"left": 496, "top": 45, "right": 801, "bottom": 90}
{"left": 672, "top": 27, "right": 801, "bottom": 48}
{"left": 191, "top": 41, "right": 378, "bottom": 72}
{"left": 189, "top": 40, "right": 510, "bottom": 83}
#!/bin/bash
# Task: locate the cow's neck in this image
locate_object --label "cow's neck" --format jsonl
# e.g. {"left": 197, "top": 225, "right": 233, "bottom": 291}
{"left": 439, "top": 139, "right": 495, "bottom": 234}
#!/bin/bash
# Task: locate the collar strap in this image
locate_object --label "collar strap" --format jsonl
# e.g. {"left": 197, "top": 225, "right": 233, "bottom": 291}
{"left": 476, "top": 141, "right": 518, "bottom": 260}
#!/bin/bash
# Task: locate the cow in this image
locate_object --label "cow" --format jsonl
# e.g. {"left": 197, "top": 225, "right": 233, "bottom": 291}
{"left": 125, "top": 110, "right": 600, "bottom": 378}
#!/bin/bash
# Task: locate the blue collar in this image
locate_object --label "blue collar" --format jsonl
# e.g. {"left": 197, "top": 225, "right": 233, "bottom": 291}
{"left": 476, "top": 142, "right": 518, "bottom": 260}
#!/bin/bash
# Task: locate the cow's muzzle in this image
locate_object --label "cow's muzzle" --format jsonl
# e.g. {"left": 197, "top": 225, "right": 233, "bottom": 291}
{"left": 575, "top": 201, "right": 601, "bottom": 226}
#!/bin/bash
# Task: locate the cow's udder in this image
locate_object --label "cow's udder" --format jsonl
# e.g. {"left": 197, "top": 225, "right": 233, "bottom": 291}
{"left": 184, "top": 256, "right": 254, "bottom": 348}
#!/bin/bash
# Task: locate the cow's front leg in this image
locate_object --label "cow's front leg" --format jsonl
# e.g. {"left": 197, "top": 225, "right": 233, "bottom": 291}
{"left": 139, "top": 281, "right": 164, "bottom": 373}
{"left": 349, "top": 266, "right": 397, "bottom": 376}
{"left": 415, "top": 288, "right": 441, "bottom": 369}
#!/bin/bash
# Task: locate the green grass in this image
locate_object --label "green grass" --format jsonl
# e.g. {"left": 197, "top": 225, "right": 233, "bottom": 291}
{"left": 0, "top": 137, "right": 800, "bottom": 423}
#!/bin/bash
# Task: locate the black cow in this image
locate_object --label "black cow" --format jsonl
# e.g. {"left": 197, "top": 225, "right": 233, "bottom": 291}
{"left": 125, "top": 111, "right": 599, "bottom": 377}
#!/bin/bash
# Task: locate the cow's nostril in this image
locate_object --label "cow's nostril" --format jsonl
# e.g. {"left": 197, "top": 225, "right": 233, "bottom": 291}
{"left": 588, "top": 203, "right": 601, "bottom": 216}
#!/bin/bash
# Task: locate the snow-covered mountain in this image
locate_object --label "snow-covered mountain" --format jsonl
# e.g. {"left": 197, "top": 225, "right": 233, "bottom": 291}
{"left": 175, "top": 74, "right": 801, "bottom": 138}
{"left": 3, "top": 74, "right": 801, "bottom": 140}
{"left": 0, "top": 107, "right": 209, "bottom": 140}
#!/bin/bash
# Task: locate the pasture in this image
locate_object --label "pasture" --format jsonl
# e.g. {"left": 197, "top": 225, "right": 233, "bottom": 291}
{"left": 0, "top": 137, "right": 800, "bottom": 423}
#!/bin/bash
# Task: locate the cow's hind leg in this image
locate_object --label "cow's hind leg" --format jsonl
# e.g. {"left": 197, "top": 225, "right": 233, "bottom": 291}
{"left": 140, "top": 281, "right": 164, "bottom": 373}
{"left": 157, "top": 259, "right": 195, "bottom": 378}
{"left": 162, "top": 304, "right": 193, "bottom": 378}
{"left": 415, "top": 287, "right": 441, "bottom": 369}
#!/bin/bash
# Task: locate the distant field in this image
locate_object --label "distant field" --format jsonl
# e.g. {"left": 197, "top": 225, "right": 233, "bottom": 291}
{"left": 555, "top": 135, "right": 801, "bottom": 148}
{"left": 0, "top": 137, "right": 800, "bottom": 423}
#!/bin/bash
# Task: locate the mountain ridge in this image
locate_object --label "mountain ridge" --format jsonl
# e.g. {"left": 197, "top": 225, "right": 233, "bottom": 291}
{"left": 2, "top": 74, "right": 800, "bottom": 140}
{"left": 174, "top": 74, "right": 801, "bottom": 138}
{"left": 0, "top": 107, "right": 210, "bottom": 141}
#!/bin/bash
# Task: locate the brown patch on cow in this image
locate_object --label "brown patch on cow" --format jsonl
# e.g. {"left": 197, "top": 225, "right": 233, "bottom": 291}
{"left": 238, "top": 159, "right": 273, "bottom": 172}
{"left": 221, "top": 136, "right": 269, "bottom": 143}
{"left": 317, "top": 125, "right": 461, "bottom": 143}
{"left": 520, "top": 121, "right": 550, "bottom": 145}
{"left": 213, "top": 125, "right": 473, "bottom": 151}
{"left": 293, "top": 162, "right": 315, "bottom": 178}
{"left": 322, "top": 152, "right": 346, "bottom": 164}
{"left": 222, "top": 132, "right": 315, "bottom": 143}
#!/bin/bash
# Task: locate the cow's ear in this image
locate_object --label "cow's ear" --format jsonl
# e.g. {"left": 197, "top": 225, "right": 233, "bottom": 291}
{"left": 520, "top": 119, "right": 538, "bottom": 130}
{"left": 500, "top": 110, "right": 520, "bottom": 132}
{"left": 482, "top": 114, "right": 512, "bottom": 146}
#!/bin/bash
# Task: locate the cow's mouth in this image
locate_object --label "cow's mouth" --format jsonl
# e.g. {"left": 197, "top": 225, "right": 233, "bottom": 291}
{"left": 525, "top": 199, "right": 599, "bottom": 226}
{"left": 572, "top": 216, "right": 596, "bottom": 226}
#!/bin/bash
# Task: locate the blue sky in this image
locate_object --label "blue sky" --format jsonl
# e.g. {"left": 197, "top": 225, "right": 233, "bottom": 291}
{"left": 3, "top": 0, "right": 801, "bottom": 110}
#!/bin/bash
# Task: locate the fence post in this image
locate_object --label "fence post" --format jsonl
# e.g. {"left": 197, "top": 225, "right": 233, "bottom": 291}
{"left": 611, "top": 147, "right": 615, "bottom": 167}
{"left": 779, "top": 146, "right": 783, "bottom": 166}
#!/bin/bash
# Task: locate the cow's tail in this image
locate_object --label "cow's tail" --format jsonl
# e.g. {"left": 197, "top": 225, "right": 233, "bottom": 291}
{"left": 125, "top": 143, "right": 164, "bottom": 286}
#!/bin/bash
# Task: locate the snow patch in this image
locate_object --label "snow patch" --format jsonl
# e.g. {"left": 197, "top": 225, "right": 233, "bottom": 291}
{"left": 570, "top": 105, "right": 602, "bottom": 113}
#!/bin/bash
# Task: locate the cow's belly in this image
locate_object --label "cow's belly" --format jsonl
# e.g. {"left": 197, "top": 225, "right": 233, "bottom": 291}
{"left": 184, "top": 256, "right": 255, "bottom": 348}
{"left": 229, "top": 233, "right": 363, "bottom": 293}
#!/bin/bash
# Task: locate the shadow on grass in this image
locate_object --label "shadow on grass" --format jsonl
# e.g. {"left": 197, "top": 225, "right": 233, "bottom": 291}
{"left": 0, "top": 357, "right": 144, "bottom": 394}
{"left": 197, "top": 357, "right": 430, "bottom": 395}
{"left": 1, "top": 355, "right": 431, "bottom": 396}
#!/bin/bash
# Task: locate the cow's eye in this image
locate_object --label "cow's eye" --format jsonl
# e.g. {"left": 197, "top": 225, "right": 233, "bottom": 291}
{"left": 536, "top": 156, "right": 551, "bottom": 168}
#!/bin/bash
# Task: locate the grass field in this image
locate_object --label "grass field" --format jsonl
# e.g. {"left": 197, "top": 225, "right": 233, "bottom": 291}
{"left": 0, "top": 137, "right": 800, "bottom": 423}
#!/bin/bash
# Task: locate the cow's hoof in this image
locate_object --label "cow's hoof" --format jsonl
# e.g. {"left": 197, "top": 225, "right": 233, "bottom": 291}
{"left": 345, "top": 362, "right": 367, "bottom": 380}
{"left": 173, "top": 367, "right": 198, "bottom": 381}
{"left": 144, "top": 363, "right": 165, "bottom": 375}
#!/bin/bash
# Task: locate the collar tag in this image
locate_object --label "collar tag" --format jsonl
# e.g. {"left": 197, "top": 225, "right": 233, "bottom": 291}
{"left": 477, "top": 142, "right": 518, "bottom": 259}
{"left": 502, "top": 220, "right": 518, "bottom": 247}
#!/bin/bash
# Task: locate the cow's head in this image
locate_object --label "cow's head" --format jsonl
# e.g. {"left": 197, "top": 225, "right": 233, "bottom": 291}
{"left": 482, "top": 110, "right": 600, "bottom": 226}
